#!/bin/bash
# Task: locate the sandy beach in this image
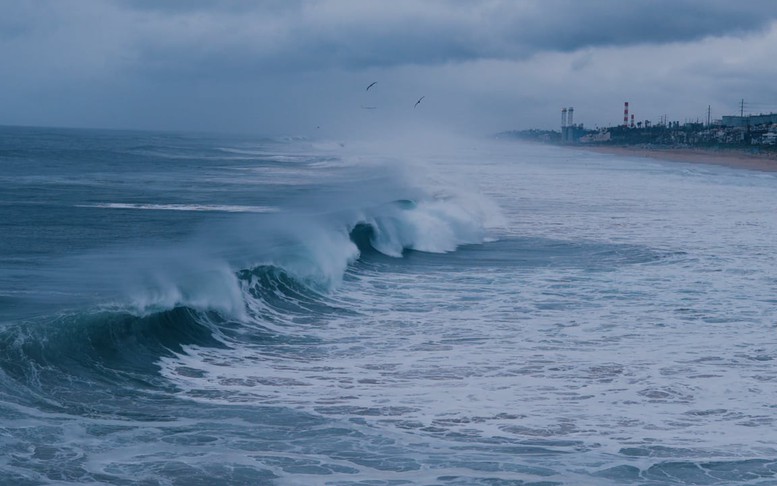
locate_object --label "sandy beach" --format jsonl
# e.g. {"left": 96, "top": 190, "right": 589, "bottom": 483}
{"left": 573, "top": 145, "right": 777, "bottom": 173}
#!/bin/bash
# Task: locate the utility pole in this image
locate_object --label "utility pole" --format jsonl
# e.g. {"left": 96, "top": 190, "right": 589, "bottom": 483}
{"left": 740, "top": 99, "right": 744, "bottom": 117}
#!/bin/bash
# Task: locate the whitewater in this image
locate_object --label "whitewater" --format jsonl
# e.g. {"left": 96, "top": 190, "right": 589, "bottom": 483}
{"left": 1, "top": 125, "right": 776, "bottom": 485}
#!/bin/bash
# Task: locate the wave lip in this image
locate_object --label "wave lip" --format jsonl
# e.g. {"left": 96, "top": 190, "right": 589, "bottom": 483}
{"left": 353, "top": 196, "right": 494, "bottom": 258}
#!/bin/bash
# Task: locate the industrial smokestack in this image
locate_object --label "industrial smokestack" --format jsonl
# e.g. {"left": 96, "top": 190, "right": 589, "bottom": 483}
{"left": 630, "top": 114, "right": 635, "bottom": 128}
{"left": 567, "top": 107, "right": 574, "bottom": 126}
{"left": 624, "top": 102, "right": 629, "bottom": 127}
{"left": 561, "top": 108, "right": 567, "bottom": 128}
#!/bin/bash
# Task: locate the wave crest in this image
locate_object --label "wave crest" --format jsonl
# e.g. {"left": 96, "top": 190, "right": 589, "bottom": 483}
{"left": 359, "top": 197, "right": 490, "bottom": 257}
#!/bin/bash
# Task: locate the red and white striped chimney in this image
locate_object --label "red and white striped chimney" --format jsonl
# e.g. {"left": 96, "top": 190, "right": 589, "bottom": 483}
{"left": 631, "top": 114, "right": 635, "bottom": 128}
{"left": 624, "top": 102, "right": 629, "bottom": 127}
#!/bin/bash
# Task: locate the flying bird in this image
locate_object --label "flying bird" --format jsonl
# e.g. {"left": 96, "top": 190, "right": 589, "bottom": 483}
{"left": 366, "top": 81, "right": 377, "bottom": 91}
{"left": 414, "top": 96, "right": 425, "bottom": 109}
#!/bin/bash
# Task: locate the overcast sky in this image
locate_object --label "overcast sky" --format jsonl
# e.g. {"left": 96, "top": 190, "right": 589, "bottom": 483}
{"left": 2, "top": 0, "right": 777, "bottom": 137}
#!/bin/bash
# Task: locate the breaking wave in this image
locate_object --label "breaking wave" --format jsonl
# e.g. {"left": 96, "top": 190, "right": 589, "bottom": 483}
{"left": 0, "top": 157, "right": 502, "bottom": 391}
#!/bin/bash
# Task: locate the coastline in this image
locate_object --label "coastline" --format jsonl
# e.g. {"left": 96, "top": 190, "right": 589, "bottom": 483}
{"left": 570, "top": 144, "right": 777, "bottom": 173}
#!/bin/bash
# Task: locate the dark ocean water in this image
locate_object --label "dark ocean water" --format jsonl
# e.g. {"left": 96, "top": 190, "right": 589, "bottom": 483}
{"left": 1, "top": 125, "right": 776, "bottom": 485}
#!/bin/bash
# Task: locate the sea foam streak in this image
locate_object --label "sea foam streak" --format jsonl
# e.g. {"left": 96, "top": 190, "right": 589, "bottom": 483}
{"left": 77, "top": 203, "right": 278, "bottom": 213}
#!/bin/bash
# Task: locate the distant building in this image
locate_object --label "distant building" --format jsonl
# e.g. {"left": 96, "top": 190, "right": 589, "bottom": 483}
{"left": 721, "top": 113, "right": 777, "bottom": 127}
{"left": 753, "top": 130, "right": 777, "bottom": 146}
{"left": 579, "top": 129, "right": 611, "bottom": 144}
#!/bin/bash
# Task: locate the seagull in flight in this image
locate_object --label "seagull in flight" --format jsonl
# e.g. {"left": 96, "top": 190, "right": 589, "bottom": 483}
{"left": 414, "top": 96, "right": 425, "bottom": 108}
{"left": 366, "top": 81, "right": 377, "bottom": 91}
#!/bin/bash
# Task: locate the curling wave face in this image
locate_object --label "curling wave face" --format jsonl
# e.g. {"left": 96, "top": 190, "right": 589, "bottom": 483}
{"left": 113, "top": 169, "right": 498, "bottom": 317}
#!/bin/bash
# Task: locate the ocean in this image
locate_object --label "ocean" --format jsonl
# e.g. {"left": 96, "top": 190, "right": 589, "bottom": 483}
{"left": 1, "top": 125, "right": 776, "bottom": 485}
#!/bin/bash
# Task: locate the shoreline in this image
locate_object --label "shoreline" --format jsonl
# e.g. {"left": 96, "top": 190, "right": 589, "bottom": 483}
{"left": 569, "top": 144, "right": 777, "bottom": 173}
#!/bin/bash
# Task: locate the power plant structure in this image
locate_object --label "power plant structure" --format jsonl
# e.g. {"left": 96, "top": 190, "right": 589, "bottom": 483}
{"left": 560, "top": 106, "right": 582, "bottom": 143}
{"left": 622, "top": 102, "right": 637, "bottom": 128}
{"left": 623, "top": 102, "right": 638, "bottom": 128}
{"left": 623, "top": 102, "right": 629, "bottom": 127}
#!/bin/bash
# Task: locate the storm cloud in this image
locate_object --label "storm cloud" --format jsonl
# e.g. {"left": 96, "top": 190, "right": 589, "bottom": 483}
{"left": 2, "top": 0, "right": 777, "bottom": 135}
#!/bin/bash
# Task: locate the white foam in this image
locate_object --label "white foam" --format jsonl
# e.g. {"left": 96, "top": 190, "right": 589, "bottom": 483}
{"left": 365, "top": 203, "right": 478, "bottom": 257}
{"left": 116, "top": 260, "right": 248, "bottom": 320}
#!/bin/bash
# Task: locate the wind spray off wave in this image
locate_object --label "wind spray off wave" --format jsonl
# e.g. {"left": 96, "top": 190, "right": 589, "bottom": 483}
{"left": 7, "top": 137, "right": 502, "bottom": 325}
{"left": 143, "top": 162, "right": 500, "bottom": 315}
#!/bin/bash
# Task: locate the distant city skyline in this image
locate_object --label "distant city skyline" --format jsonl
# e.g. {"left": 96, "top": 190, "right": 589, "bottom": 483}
{"left": 559, "top": 99, "right": 777, "bottom": 132}
{"left": 2, "top": 1, "right": 777, "bottom": 137}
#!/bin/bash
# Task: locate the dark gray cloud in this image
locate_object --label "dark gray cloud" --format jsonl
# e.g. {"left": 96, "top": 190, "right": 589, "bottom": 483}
{"left": 7, "top": 1, "right": 777, "bottom": 75}
{"left": 120, "top": 0, "right": 777, "bottom": 76}
{"left": 515, "top": 1, "right": 777, "bottom": 51}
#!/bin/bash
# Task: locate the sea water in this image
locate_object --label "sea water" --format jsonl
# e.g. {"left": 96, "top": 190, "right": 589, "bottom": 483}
{"left": 1, "top": 125, "right": 776, "bottom": 485}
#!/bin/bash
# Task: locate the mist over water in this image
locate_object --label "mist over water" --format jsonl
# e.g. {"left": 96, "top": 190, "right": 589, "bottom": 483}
{"left": 1, "top": 125, "right": 776, "bottom": 485}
